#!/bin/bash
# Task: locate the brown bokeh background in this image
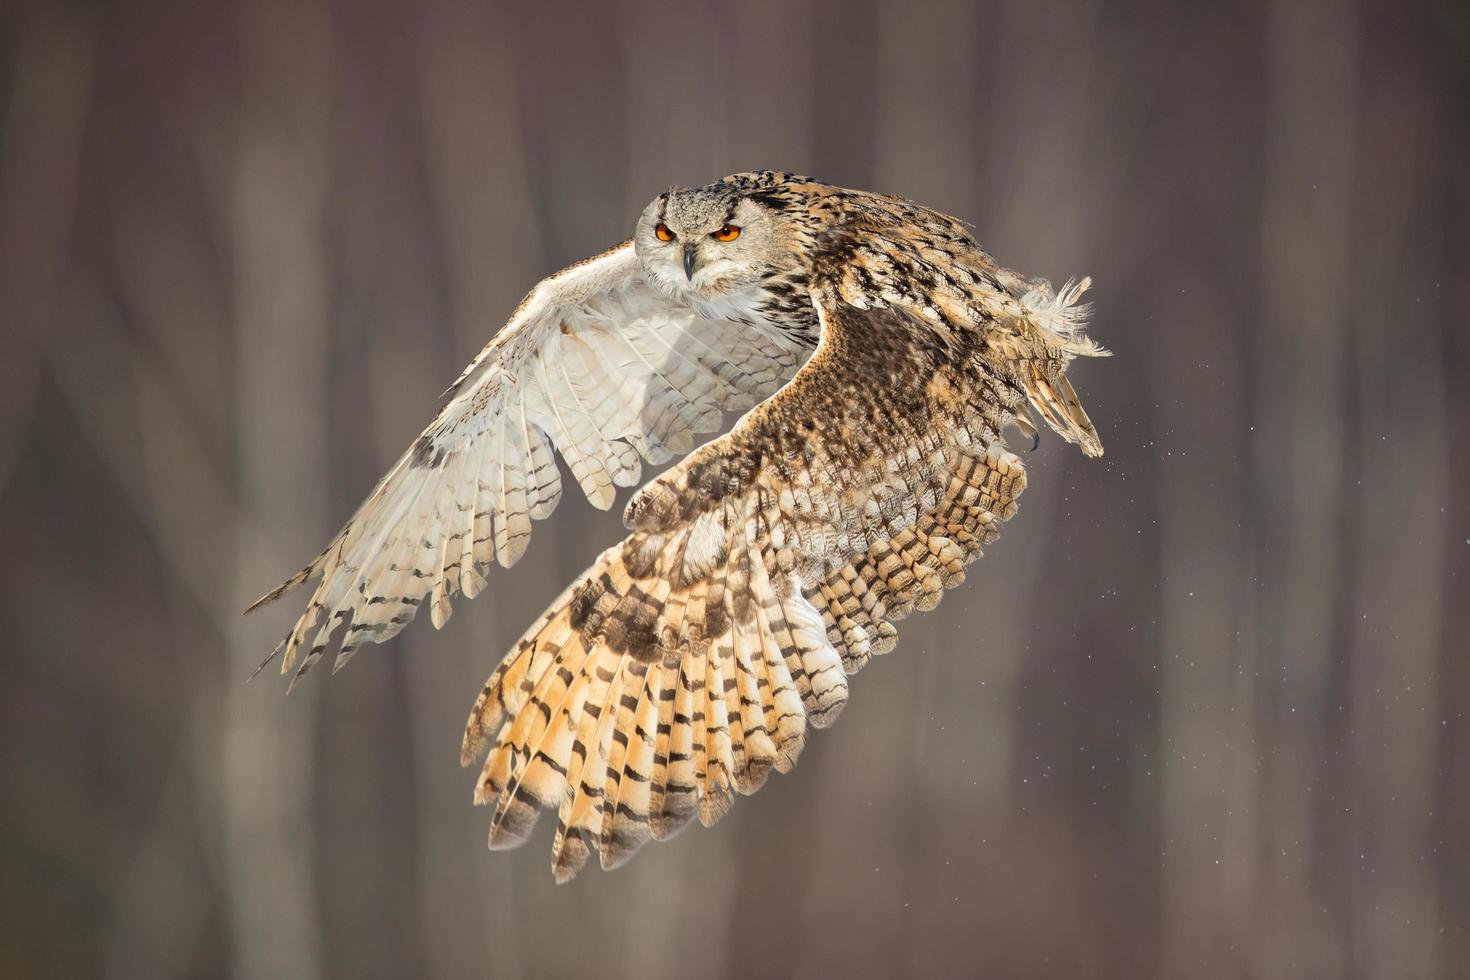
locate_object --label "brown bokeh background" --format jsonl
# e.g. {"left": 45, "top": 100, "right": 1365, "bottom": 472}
{"left": 2, "top": 0, "right": 1468, "bottom": 977}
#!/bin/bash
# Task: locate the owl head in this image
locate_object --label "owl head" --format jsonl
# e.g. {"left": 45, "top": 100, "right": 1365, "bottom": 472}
{"left": 634, "top": 176, "right": 799, "bottom": 302}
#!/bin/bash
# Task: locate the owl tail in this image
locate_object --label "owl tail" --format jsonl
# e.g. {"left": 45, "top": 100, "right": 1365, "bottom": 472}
{"left": 1016, "top": 276, "right": 1106, "bottom": 457}
{"left": 1025, "top": 364, "right": 1103, "bottom": 457}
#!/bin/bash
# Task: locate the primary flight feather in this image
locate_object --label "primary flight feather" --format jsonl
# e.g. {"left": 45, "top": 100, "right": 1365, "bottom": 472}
{"left": 251, "top": 171, "right": 1107, "bottom": 880}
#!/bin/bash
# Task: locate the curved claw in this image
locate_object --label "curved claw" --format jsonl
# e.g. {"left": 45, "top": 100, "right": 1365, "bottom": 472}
{"left": 1010, "top": 413, "right": 1040, "bottom": 452}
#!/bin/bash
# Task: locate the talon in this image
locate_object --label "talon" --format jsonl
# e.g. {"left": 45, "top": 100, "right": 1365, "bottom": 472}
{"left": 1009, "top": 413, "right": 1040, "bottom": 452}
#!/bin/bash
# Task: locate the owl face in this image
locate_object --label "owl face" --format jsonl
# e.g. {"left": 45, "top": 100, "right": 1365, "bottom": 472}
{"left": 634, "top": 185, "right": 784, "bottom": 301}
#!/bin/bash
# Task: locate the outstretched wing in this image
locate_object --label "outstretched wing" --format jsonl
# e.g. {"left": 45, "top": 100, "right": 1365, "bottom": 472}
{"left": 250, "top": 242, "right": 813, "bottom": 687}
{"left": 460, "top": 289, "right": 1103, "bottom": 881}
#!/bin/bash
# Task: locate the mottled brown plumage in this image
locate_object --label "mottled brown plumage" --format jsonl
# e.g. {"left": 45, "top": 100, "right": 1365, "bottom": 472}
{"left": 252, "top": 171, "right": 1107, "bottom": 880}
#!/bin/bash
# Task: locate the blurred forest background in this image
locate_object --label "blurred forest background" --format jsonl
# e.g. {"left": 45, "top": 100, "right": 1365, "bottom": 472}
{"left": 2, "top": 0, "right": 1468, "bottom": 977}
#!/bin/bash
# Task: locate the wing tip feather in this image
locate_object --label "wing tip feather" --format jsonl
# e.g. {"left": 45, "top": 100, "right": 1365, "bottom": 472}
{"left": 243, "top": 567, "right": 312, "bottom": 615}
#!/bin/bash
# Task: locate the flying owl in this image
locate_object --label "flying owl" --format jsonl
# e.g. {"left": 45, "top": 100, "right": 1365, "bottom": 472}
{"left": 251, "top": 171, "right": 1106, "bottom": 881}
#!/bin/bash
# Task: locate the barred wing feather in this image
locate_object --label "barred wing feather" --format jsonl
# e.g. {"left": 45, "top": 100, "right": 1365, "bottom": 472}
{"left": 249, "top": 242, "right": 812, "bottom": 687}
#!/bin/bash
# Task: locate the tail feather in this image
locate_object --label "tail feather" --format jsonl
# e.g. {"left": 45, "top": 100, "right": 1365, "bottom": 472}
{"left": 1026, "top": 364, "right": 1103, "bottom": 458}
{"left": 993, "top": 274, "right": 1105, "bottom": 458}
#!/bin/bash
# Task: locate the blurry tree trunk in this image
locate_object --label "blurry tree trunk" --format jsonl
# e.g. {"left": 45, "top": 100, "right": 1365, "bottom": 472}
{"left": 1149, "top": 6, "right": 1259, "bottom": 974}
{"left": 1253, "top": 0, "right": 1358, "bottom": 974}
{"left": 408, "top": 1, "right": 541, "bottom": 976}
{"left": 0, "top": 7, "right": 92, "bottom": 495}
{"left": 220, "top": 2, "right": 332, "bottom": 977}
{"left": 1345, "top": 5, "right": 1450, "bottom": 971}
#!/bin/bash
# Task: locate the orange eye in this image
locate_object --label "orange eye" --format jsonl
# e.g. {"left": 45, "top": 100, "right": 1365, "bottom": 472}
{"left": 712, "top": 224, "right": 741, "bottom": 242}
{"left": 654, "top": 222, "right": 674, "bottom": 242}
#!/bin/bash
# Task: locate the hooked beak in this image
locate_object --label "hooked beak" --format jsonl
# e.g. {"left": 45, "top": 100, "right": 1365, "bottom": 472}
{"left": 683, "top": 243, "right": 698, "bottom": 280}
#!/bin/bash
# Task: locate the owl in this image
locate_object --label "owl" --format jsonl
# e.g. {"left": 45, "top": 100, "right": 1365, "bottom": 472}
{"left": 251, "top": 171, "right": 1107, "bottom": 881}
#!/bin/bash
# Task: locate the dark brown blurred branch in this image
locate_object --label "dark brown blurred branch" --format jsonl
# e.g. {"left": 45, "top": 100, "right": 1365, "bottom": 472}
{"left": 0, "top": 7, "right": 92, "bottom": 496}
